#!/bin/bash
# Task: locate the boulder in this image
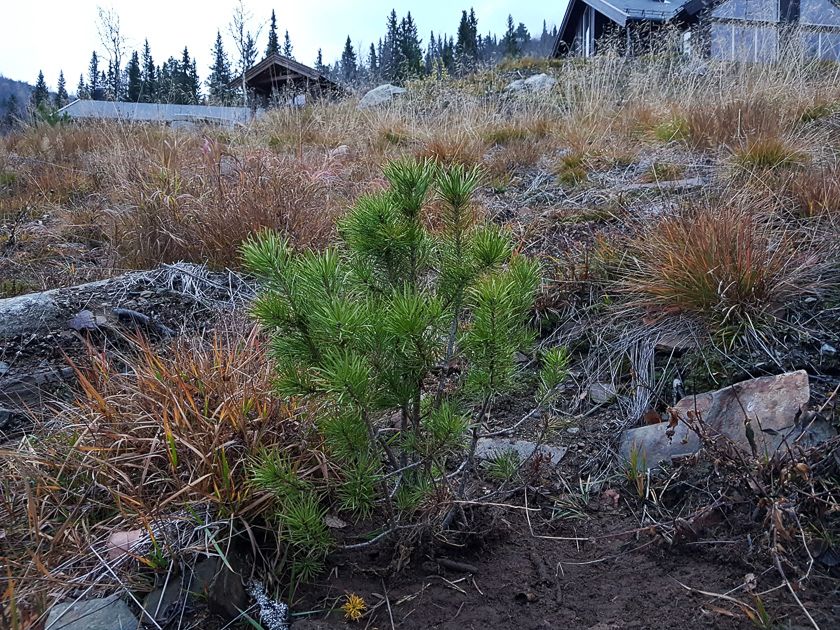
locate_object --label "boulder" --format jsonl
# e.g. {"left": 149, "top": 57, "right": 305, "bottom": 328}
{"left": 358, "top": 84, "right": 406, "bottom": 109}
{"left": 506, "top": 73, "right": 557, "bottom": 93}
{"left": 45, "top": 595, "right": 138, "bottom": 630}
{"left": 619, "top": 371, "right": 829, "bottom": 465}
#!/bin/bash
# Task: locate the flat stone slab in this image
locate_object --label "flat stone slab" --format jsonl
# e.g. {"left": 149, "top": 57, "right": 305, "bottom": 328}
{"left": 619, "top": 371, "right": 828, "bottom": 465}
{"left": 45, "top": 595, "right": 138, "bottom": 630}
{"left": 475, "top": 437, "right": 566, "bottom": 465}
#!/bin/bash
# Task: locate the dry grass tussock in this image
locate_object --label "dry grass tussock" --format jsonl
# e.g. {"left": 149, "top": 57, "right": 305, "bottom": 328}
{"left": 613, "top": 200, "right": 834, "bottom": 343}
{"left": 104, "top": 136, "right": 337, "bottom": 268}
{"left": 0, "top": 320, "right": 325, "bottom": 617}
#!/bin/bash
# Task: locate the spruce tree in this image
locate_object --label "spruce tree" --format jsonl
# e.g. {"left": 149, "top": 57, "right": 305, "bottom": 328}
{"left": 208, "top": 31, "right": 233, "bottom": 104}
{"left": 125, "top": 51, "right": 142, "bottom": 102}
{"left": 502, "top": 15, "right": 520, "bottom": 57}
{"left": 54, "top": 71, "right": 69, "bottom": 108}
{"left": 283, "top": 30, "right": 294, "bottom": 59}
{"left": 315, "top": 48, "right": 326, "bottom": 74}
{"left": 76, "top": 74, "right": 88, "bottom": 100}
{"left": 368, "top": 43, "right": 379, "bottom": 80}
{"left": 141, "top": 40, "right": 157, "bottom": 102}
{"left": 266, "top": 9, "right": 280, "bottom": 57}
{"left": 382, "top": 10, "right": 400, "bottom": 82}
{"left": 32, "top": 71, "right": 50, "bottom": 109}
{"left": 88, "top": 51, "right": 101, "bottom": 100}
{"left": 515, "top": 22, "right": 531, "bottom": 54}
{"left": 397, "top": 13, "right": 423, "bottom": 80}
{"left": 340, "top": 36, "right": 357, "bottom": 83}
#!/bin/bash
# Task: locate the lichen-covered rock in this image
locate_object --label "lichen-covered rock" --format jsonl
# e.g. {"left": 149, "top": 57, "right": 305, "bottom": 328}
{"left": 506, "top": 73, "right": 557, "bottom": 93}
{"left": 358, "top": 84, "right": 406, "bottom": 109}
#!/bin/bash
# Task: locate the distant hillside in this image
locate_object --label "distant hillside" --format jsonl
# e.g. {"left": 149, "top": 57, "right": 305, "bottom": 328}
{"left": 0, "top": 75, "right": 33, "bottom": 119}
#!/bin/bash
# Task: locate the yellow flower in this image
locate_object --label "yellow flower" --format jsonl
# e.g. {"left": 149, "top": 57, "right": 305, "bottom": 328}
{"left": 341, "top": 593, "right": 367, "bottom": 622}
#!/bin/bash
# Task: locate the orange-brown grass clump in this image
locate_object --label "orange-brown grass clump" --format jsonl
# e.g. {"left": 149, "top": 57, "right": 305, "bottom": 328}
{"left": 732, "top": 135, "right": 807, "bottom": 171}
{"left": 683, "top": 98, "right": 786, "bottom": 151}
{"left": 786, "top": 163, "right": 840, "bottom": 218}
{"left": 0, "top": 322, "right": 323, "bottom": 619}
{"left": 414, "top": 133, "right": 487, "bottom": 167}
{"left": 616, "top": 203, "right": 831, "bottom": 343}
{"left": 107, "top": 142, "right": 336, "bottom": 269}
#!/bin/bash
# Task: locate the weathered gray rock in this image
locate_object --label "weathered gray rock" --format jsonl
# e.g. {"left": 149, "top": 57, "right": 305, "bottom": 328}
{"left": 476, "top": 437, "right": 566, "bottom": 465}
{"left": 506, "top": 73, "right": 557, "bottom": 93}
{"left": 0, "top": 292, "right": 61, "bottom": 338}
{"left": 358, "top": 84, "right": 406, "bottom": 109}
{"left": 45, "top": 595, "right": 137, "bottom": 630}
{"left": 619, "top": 371, "right": 826, "bottom": 465}
{"left": 589, "top": 383, "right": 616, "bottom": 404}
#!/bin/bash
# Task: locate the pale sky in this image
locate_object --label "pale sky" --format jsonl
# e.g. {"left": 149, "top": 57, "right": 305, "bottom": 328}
{"left": 0, "top": 1, "right": 562, "bottom": 89}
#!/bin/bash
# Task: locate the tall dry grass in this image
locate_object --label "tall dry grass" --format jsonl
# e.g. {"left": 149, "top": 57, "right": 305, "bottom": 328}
{"left": 0, "top": 320, "right": 324, "bottom": 621}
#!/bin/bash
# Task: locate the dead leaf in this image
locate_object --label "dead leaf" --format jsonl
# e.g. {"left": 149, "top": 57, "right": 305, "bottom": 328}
{"left": 106, "top": 529, "right": 144, "bottom": 560}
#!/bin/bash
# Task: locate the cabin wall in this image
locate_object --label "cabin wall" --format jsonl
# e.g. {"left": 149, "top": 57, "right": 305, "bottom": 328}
{"left": 707, "top": 0, "right": 840, "bottom": 61}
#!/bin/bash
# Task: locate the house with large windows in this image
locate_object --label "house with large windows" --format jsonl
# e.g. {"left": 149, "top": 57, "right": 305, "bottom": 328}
{"left": 552, "top": 0, "right": 840, "bottom": 61}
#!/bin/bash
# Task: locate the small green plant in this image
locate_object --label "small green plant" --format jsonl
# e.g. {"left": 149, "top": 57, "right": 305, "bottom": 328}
{"left": 798, "top": 101, "right": 836, "bottom": 124}
{"left": 0, "top": 279, "right": 32, "bottom": 298}
{"left": 0, "top": 169, "right": 17, "bottom": 188}
{"left": 486, "top": 448, "right": 521, "bottom": 481}
{"left": 624, "top": 444, "right": 648, "bottom": 499}
{"left": 243, "top": 158, "right": 540, "bottom": 582}
{"left": 556, "top": 151, "right": 589, "bottom": 186}
{"left": 249, "top": 450, "right": 332, "bottom": 582}
{"left": 654, "top": 117, "right": 690, "bottom": 143}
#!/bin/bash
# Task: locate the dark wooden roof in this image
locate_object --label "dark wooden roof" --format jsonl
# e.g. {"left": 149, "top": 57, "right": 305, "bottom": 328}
{"left": 229, "top": 53, "right": 339, "bottom": 91}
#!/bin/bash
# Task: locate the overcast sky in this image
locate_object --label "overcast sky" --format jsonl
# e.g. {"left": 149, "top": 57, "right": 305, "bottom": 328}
{"left": 0, "top": 1, "right": 562, "bottom": 89}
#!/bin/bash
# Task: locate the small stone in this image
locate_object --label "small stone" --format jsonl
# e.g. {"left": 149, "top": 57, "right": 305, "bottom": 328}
{"left": 566, "top": 427, "right": 580, "bottom": 435}
{"left": 475, "top": 437, "right": 566, "bottom": 466}
{"left": 589, "top": 383, "right": 616, "bottom": 404}
{"left": 0, "top": 361, "right": 9, "bottom": 375}
{"left": 68, "top": 310, "right": 98, "bottom": 331}
{"left": 619, "top": 371, "right": 827, "bottom": 466}
{"left": 45, "top": 595, "right": 138, "bottom": 630}
{"left": 820, "top": 343, "right": 837, "bottom": 356}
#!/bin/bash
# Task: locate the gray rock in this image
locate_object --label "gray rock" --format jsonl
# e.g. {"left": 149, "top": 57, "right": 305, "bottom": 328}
{"left": 358, "top": 84, "right": 406, "bottom": 109}
{"left": 619, "top": 371, "right": 827, "bottom": 466}
{"left": 506, "top": 73, "right": 557, "bottom": 93}
{"left": 45, "top": 595, "right": 137, "bottom": 630}
{"left": 0, "top": 292, "right": 61, "bottom": 339}
{"left": 475, "top": 437, "right": 566, "bottom": 465}
{"left": 589, "top": 383, "right": 616, "bottom": 404}
{"left": 820, "top": 343, "right": 837, "bottom": 356}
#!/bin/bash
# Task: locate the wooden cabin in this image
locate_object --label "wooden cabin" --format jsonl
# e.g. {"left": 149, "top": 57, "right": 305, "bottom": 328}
{"left": 230, "top": 53, "right": 340, "bottom": 107}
